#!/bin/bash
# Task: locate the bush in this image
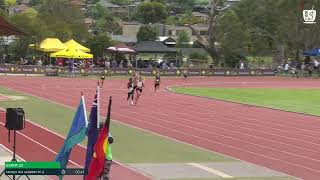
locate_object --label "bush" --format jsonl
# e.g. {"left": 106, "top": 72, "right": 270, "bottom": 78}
{"left": 224, "top": 54, "right": 246, "bottom": 68}
{"left": 189, "top": 52, "right": 208, "bottom": 61}
{"left": 246, "top": 56, "right": 273, "bottom": 68}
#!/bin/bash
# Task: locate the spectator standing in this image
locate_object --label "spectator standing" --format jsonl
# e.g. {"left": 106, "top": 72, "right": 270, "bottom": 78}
{"left": 240, "top": 61, "right": 245, "bottom": 69}
{"left": 37, "top": 59, "right": 42, "bottom": 66}
{"left": 284, "top": 62, "right": 290, "bottom": 73}
{"left": 314, "top": 59, "right": 319, "bottom": 72}
{"left": 105, "top": 60, "right": 110, "bottom": 68}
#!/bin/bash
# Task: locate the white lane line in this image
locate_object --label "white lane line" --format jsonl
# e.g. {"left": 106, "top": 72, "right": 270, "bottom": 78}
{"left": 0, "top": 122, "right": 80, "bottom": 168}
{"left": 188, "top": 163, "right": 233, "bottom": 178}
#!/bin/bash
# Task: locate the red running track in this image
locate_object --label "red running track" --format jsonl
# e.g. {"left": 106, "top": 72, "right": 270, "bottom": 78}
{"left": 0, "top": 111, "right": 151, "bottom": 180}
{"left": 1, "top": 76, "right": 320, "bottom": 179}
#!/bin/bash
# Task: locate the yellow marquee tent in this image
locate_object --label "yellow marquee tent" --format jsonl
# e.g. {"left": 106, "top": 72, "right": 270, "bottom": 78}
{"left": 29, "top": 38, "right": 66, "bottom": 52}
{"left": 50, "top": 46, "right": 93, "bottom": 59}
{"left": 64, "top": 39, "right": 90, "bottom": 53}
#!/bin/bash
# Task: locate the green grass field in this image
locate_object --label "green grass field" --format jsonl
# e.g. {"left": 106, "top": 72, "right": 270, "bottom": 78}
{"left": 0, "top": 87, "right": 234, "bottom": 163}
{"left": 172, "top": 87, "right": 320, "bottom": 116}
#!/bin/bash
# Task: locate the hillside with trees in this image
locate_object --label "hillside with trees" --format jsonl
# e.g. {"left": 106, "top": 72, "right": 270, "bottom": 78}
{"left": 0, "top": 0, "right": 319, "bottom": 67}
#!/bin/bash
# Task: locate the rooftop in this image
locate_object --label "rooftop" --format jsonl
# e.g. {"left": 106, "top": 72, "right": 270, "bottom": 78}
{"left": 134, "top": 41, "right": 176, "bottom": 53}
{"left": 111, "top": 35, "right": 137, "bottom": 43}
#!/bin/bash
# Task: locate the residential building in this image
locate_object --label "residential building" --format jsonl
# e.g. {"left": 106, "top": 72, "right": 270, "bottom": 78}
{"left": 192, "top": 12, "right": 209, "bottom": 22}
{"left": 98, "top": 0, "right": 129, "bottom": 20}
{"left": 84, "top": 17, "right": 95, "bottom": 28}
{"left": 157, "top": 36, "right": 176, "bottom": 47}
{"left": 111, "top": 35, "right": 137, "bottom": 46}
{"left": 122, "top": 21, "right": 209, "bottom": 44}
{"left": 122, "top": 22, "right": 142, "bottom": 39}
{"left": 165, "top": 24, "right": 209, "bottom": 42}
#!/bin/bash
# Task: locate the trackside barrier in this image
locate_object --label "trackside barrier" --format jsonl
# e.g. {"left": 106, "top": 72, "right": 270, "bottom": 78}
{"left": 0, "top": 65, "right": 275, "bottom": 77}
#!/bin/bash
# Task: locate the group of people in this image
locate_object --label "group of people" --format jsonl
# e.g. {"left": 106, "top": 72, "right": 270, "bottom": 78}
{"left": 126, "top": 72, "right": 161, "bottom": 105}
{"left": 282, "top": 57, "right": 320, "bottom": 77}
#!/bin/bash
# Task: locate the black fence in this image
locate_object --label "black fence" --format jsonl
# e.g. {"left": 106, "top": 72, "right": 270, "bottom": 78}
{"left": 0, "top": 65, "right": 275, "bottom": 76}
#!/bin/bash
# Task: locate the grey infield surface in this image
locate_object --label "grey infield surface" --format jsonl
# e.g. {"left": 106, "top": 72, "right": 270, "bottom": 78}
{"left": 1, "top": 145, "right": 295, "bottom": 180}
{"left": 0, "top": 145, "right": 50, "bottom": 180}
{"left": 129, "top": 162, "right": 293, "bottom": 180}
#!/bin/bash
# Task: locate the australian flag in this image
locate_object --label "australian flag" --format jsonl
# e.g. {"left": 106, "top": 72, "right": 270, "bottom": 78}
{"left": 84, "top": 85, "right": 100, "bottom": 170}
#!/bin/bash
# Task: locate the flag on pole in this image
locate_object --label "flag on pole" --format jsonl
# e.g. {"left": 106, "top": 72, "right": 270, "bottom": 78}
{"left": 55, "top": 95, "right": 87, "bottom": 175}
{"left": 84, "top": 85, "right": 100, "bottom": 170}
{"left": 85, "top": 97, "right": 112, "bottom": 180}
{"left": 97, "top": 82, "right": 100, "bottom": 129}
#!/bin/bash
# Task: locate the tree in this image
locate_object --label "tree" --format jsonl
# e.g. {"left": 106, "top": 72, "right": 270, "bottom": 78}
{"left": 216, "top": 9, "right": 249, "bottom": 64}
{"left": 275, "top": 0, "right": 320, "bottom": 61}
{"left": 5, "top": 0, "right": 16, "bottom": 6}
{"left": 136, "top": 2, "right": 168, "bottom": 24}
{"left": 0, "top": 0, "right": 4, "bottom": 10}
{"left": 110, "top": 0, "right": 131, "bottom": 6}
{"left": 93, "top": 4, "right": 122, "bottom": 35}
{"left": 6, "top": 0, "right": 90, "bottom": 59}
{"left": 186, "top": 0, "right": 227, "bottom": 65}
{"left": 195, "top": 0, "right": 210, "bottom": 5}
{"left": 233, "top": 0, "right": 320, "bottom": 62}
{"left": 37, "top": 0, "right": 89, "bottom": 41}
{"left": 8, "top": 12, "right": 52, "bottom": 59}
{"left": 151, "top": 0, "right": 166, "bottom": 4}
{"left": 189, "top": 52, "right": 208, "bottom": 60}
{"left": 176, "top": 0, "right": 195, "bottom": 12}
{"left": 87, "top": 34, "right": 113, "bottom": 58}
{"left": 166, "top": 11, "right": 199, "bottom": 26}
{"left": 177, "top": 30, "right": 190, "bottom": 48}
{"left": 137, "top": 25, "right": 158, "bottom": 42}
{"left": 29, "top": 0, "right": 43, "bottom": 6}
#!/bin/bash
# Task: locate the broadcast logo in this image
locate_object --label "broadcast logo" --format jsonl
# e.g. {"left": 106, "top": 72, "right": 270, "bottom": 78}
{"left": 303, "top": 10, "right": 316, "bottom": 24}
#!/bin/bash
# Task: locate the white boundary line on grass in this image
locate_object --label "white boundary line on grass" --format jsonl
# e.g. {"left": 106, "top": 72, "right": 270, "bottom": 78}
{"left": 188, "top": 163, "right": 233, "bottom": 178}
{"left": 0, "top": 93, "right": 16, "bottom": 101}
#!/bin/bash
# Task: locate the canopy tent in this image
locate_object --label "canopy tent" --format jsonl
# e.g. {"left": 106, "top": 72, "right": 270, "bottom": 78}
{"left": 106, "top": 43, "right": 137, "bottom": 68}
{"left": 106, "top": 43, "right": 136, "bottom": 54}
{"left": 64, "top": 39, "right": 90, "bottom": 53}
{"left": 303, "top": 48, "right": 320, "bottom": 56}
{"left": 50, "top": 46, "right": 93, "bottom": 59}
{"left": 0, "top": 16, "right": 25, "bottom": 36}
{"left": 30, "top": 38, "right": 66, "bottom": 52}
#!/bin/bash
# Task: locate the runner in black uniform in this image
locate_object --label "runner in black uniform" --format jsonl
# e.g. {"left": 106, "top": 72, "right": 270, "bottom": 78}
{"left": 154, "top": 72, "right": 160, "bottom": 95}
{"left": 134, "top": 77, "right": 145, "bottom": 105}
{"left": 127, "top": 77, "right": 134, "bottom": 105}
{"left": 183, "top": 70, "right": 188, "bottom": 80}
{"left": 132, "top": 72, "right": 139, "bottom": 99}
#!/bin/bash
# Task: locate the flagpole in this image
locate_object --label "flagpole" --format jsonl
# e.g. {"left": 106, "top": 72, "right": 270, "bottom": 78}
{"left": 81, "top": 92, "right": 88, "bottom": 127}
{"left": 105, "top": 96, "right": 112, "bottom": 128}
{"left": 97, "top": 83, "right": 100, "bottom": 129}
